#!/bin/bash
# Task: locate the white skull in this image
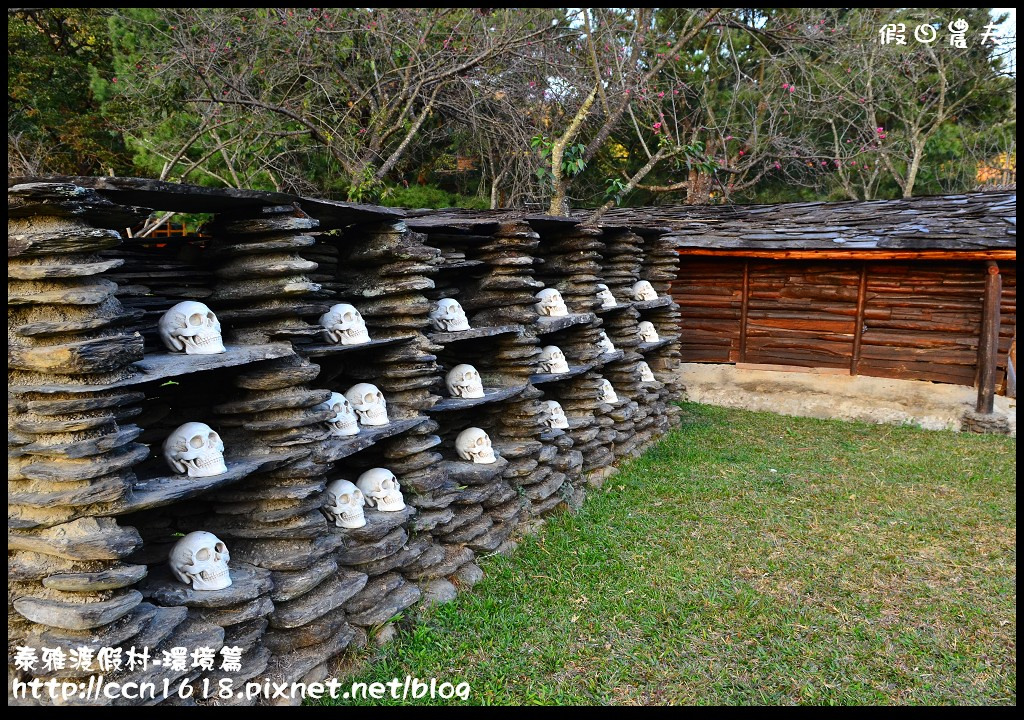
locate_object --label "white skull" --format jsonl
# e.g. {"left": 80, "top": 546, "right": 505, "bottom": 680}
{"left": 596, "top": 284, "right": 617, "bottom": 308}
{"left": 319, "top": 392, "right": 360, "bottom": 437}
{"left": 535, "top": 288, "right": 569, "bottom": 317}
{"left": 322, "top": 478, "right": 366, "bottom": 528}
{"left": 600, "top": 379, "right": 619, "bottom": 404}
{"left": 446, "top": 364, "right": 484, "bottom": 398}
{"left": 319, "top": 303, "right": 371, "bottom": 345}
{"left": 638, "top": 361, "right": 656, "bottom": 382}
{"left": 538, "top": 345, "right": 569, "bottom": 374}
{"left": 162, "top": 421, "right": 227, "bottom": 478}
{"left": 631, "top": 280, "right": 657, "bottom": 301}
{"left": 543, "top": 400, "right": 569, "bottom": 429}
{"left": 597, "top": 331, "right": 616, "bottom": 355}
{"left": 344, "top": 383, "right": 389, "bottom": 426}
{"left": 455, "top": 427, "right": 496, "bottom": 464}
{"left": 429, "top": 298, "right": 471, "bottom": 332}
{"left": 638, "top": 321, "right": 660, "bottom": 343}
{"left": 169, "top": 531, "right": 232, "bottom": 591}
{"left": 158, "top": 301, "right": 225, "bottom": 355}
{"left": 356, "top": 468, "right": 405, "bottom": 512}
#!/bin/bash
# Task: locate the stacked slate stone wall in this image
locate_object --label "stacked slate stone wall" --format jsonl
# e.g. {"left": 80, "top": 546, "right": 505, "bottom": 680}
{"left": 8, "top": 179, "right": 684, "bottom": 705}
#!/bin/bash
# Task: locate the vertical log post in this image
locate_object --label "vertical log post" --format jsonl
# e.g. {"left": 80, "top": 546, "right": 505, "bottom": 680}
{"left": 850, "top": 262, "right": 868, "bottom": 376}
{"left": 738, "top": 260, "right": 750, "bottom": 362}
{"left": 976, "top": 261, "right": 1002, "bottom": 413}
{"left": 1007, "top": 330, "right": 1016, "bottom": 399}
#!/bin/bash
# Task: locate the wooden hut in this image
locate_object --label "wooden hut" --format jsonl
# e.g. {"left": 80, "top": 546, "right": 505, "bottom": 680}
{"left": 598, "top": 192, "right": 1016, "bottom": 411}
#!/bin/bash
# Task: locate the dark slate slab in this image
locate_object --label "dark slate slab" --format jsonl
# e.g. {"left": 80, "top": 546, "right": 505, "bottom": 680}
{"left": 191, "top": 595, "right": 275, "bottom": 627}
{"left": 297, "top": 195, "right": 405, "bottom": 228}
{"left": 443, "top": 456, "right": 509, "bottom": 485}
{"left": 428, "top": 325, "right": 522, "bottom": 345}
{"left": 139, "top": 563, "right": 273, "bottom": 609}
{"left": 535, "top": 313, "right": 596, "bottom": 335}
{"left": 430, "top": 384, "right": 529, "bottom": 412}
{"left": 11, "top": 175, "right": 297, "bottom": 213}
{"left": 345, "top": 582, "right": 421, "bottom": 627}
{"left": 8, "top": 343, "right": 296, "bottom": 395}
{"left": 263, "top": 610, "right": 352, "bottom": 656}
{"left": 320, "top": 417, "right": 428, "bottom": 463}
{"left": 268, "top": 570, "right": 367, "bottom": 629}
{"left": 24, "top": 603, "right": 178, "bottom": 658}
{"left": 270, "top": 556, "right": 338, "bottom": 603}
{"left": 96, "top": 449, "right": 307, "bottom": 517}
{"left": 14, "top": 590, "right": 142, "bottom": 631}
{"left": 433, "top": 259, "right": 486, "bottom": 272}
{"left": 637, "top": 338, "right": 677, "bottom": 353}
{"left": 595, "top": 302, "right": 635, "bottom": 315}
{"left": 8, "top": 181, "right": 151, "bottom": 227}
{"left": 593, "top": 350, "right": 625, "bottom": 365}
{"left": 339, "top": 506, "right": 416, "bottom": 543}
{"left": 299, "top": 335, "right": 416, "bottom": 358}
{"left": 632, "top": 296, "right": 674, "bottom": 311}
{"left": 530, "top": 363, "right": 593, "bottom": 385}
{"left": 522, "top": 214, "right": 586, "bottom": 231}
{"left": 335, "top": 527, "right": 408, "bottom": 565}
{"left": 42, "top": 564, "right": 148, "bottom": 592}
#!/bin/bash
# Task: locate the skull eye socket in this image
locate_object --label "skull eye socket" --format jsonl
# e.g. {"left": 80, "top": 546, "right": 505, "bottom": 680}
{"left": 195, "top": 547, "right": 211, "bottom": 561}
{"left": 343, "top": 312, "right": 354, "bottom": 322}
{"left": 189, "top": 435, "right": 204, "bottom": 449}
{"left": 188, "top": 312, "right": 205, "bottom": 326}
{"left": 364, "top": 392, "right": 376, "bottom": 404}
{"left": 339, "top": 493, "right": 350, "bottom": 504}
{"left": 208, "top": 432, "right": 220, "bottom": 445}
{"left": 215, "top": 542, "right": 226, "bottom": 553}
{"left": 332, "top": 403, "right": 343, "bottom": 413}
{"left": 354, "top": 489, "right": 363, "bottom": 500}
{"left": 381, "top": 479, "right": 392, "bottom": 490}
{"left": 476, "top": 437, "right": 487, "bottom": 447}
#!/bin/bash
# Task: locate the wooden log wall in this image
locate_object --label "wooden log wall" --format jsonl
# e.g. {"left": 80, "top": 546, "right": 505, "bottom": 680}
{"left": 673, "top": 257, "right": 1017, "bottom": 389}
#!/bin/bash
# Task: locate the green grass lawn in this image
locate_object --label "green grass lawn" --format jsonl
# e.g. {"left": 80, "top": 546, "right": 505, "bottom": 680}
{"left": 325, "top": 403, "right": 1017, "bottom": 705}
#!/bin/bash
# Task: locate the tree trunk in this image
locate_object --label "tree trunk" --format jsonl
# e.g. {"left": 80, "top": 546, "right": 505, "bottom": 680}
{"left": 490, "top": 168, "right": 507, "bottom": 210}
{"left": 903, "top": 141, "right": 925, "bottom": 198}
{"left": 546, "top": 86, "right": 598, "bottom": 216}
{"left": 685, "top": 170, "right": 713, "bottom": 205}
{"left": 548, "top": 177, "right": 571, "bottom": 216}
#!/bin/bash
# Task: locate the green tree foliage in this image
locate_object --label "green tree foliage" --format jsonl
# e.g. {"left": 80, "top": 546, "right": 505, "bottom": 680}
{"left": 8, "top": 8, "right": 1015, "bottom": 208}
{"left": 105, "top": 8, "right": 557, "bottom": 199}
{"left": 8, "top": 8, "right": 133, "bottom": 176}
{"left": 782, "top": 7, "right": 1015, "bottom": 200}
